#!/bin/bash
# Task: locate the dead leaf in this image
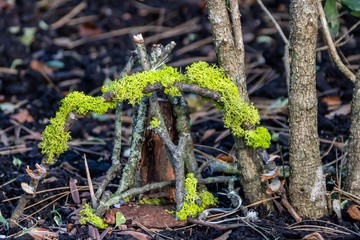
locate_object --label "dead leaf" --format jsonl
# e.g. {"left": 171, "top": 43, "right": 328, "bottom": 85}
{"left": 321, "top": 96, "right": 341, "bottom": 110}
{"left": 214, "top": 230, "right": 232, "bottom": 240}
{"left": 118, "top": 231, "right": 151, "bottom": 240}
{"left": 302, "top": 232, "right": 325, "bottom": 240}
{"left": 216, "top": 154, "right": 235, "bottom": 163}
{"left": 347, "top": 204, "right": 360, "bottom": 221}
{"left": 79, "top": 22, "right": 102, "bottom": 37}
{"left": 261, "top": 167, "right": 280, "bottom": 181}
{"left": 30, "top": 60, "right": 54, "bottom": 75}
{"left": 21, "top": 182, "right": 35, "bottom": 195}
{"left": 10, "top": 109, "right": 34, "bottom": 123}
{"left": 104, "top": 208, "right": 121, "bottom": 225}
{"left": 69, "top": 178, "right": 80, "bottom": 204}
{"left": 88, "top": 225, "right": 100, "bottom": 240}
{"left": 200, "top": 129, "right": 216, "bottom": 142}
{"left": 21, "top": 227, "right": 58, "bottom": 240}
{"left": 325, "top": 103, "right": 351, "bottom": 119}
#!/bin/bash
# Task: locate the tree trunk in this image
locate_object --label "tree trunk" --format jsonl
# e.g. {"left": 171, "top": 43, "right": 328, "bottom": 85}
{"left": 344, "top": 70, "right": 360, "bottom": 195}
{"left": 206, "top": 0, "right": 270, "bottom": 208}
{"left": 288, "top": 0, "right": 328, "bottom": 218}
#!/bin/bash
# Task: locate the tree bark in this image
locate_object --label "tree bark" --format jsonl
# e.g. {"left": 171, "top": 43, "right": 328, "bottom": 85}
{"left": 344, "top": 70, "right": 360, "bottom": 195}
{"left": 206, "top": 0, "right": 269, "bottom": 208}
{"left": 288, "top": 0, "right": 327, "bottom": 218}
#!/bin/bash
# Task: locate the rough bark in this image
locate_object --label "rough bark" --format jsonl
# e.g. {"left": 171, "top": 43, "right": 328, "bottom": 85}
{"left": 206, "top": 0, "right": 269, "bottom": 208}
{"left": 344, "top": 70, "right": 360, "bottom": 195}
{"left": 288, "top": 0, "right": 328, "bottom": 218}
{"left": 206, "top": 0, "right": 248, "bottom": 101}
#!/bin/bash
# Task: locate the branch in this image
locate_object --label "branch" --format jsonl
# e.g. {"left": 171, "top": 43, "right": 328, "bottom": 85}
{"left": 144, "top": 82, "right": 221, "bottom": 101}
{"left": 95, "top": 176, "right": 238, "bottom": 216}
{"left": 95, "top": 54, "right": 136, "bottom": 200}
{"left": 317, "top": 1, "right": 356, "bottom": 82}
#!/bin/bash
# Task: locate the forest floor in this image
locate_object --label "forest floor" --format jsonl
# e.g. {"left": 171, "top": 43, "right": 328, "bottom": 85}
{"left": 1, "top": 0, "right": 360, "bottom": 239}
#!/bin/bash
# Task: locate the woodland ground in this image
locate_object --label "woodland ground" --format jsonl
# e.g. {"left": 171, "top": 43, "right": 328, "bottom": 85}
{"left": 0, "top": 0, "right": 360, "bottom": 239}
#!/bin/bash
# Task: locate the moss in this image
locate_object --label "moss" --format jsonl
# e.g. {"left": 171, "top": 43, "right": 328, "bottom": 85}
{"left": 244, "top": 126, "right": 271, "bottom": 149}
{"left": 102, "top": 66, "right": 183, "bottom": 105}
{"left": 40, "top": 61, "right": 270, "bottom": 165}
{"left": 149, "top": 117, "right": 160, "bottom": 129}
{"left": 79, "top": 203, "right": 108, "bottom": 229}
{"left": 176, "top": 173, "right": 218, "bottom": 220}
{"left": 139, "top": 197, "right": 162, "bottom": 205}
{"left": 184, "top": 62, "right": 260, "bottom": 138}
{"left": 39, "top": 91, "right": 115, "bottom": 164}
{"left": 102, "top": 61, "right": 270, "bottom": 149}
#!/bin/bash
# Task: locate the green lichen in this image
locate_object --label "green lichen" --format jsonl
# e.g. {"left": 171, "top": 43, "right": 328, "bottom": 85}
{"left": 102, "top": 61, "right": 270, "bottom": 149}
{"left": 184, "top": 62, "right": 260, "bottom": 138}
{"left": 176, "top": 173, "right": 218, "bottom": 220}
{"left": 40, "top": 61, "right": 270, "bottom": 165}
{"left": 79, "top": 203, "right": 108, "bottom": 229}
{"left": 244, "top": 126, "right": 271, "bottom": 149}
{"left": 139, "top": 197, "right": 162, "bottom": 205}
{"left": 39, "top": 91, "right": 115, "bottom": 164}
{"left": 149, "top": 117, "right": 160, "bottom": 129}
{"left": 102, "top": 66, "right": 182, "bottom": 105}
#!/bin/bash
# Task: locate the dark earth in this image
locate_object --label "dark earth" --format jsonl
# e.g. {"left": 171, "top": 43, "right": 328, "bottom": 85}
{"left": 1, "top": 0, "right": 360, "bottom": 239}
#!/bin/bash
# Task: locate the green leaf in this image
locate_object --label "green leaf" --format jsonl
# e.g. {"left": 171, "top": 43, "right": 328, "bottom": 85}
{"left": 18, "top": 27, "right": 37, "bottom": 46}
{"left": 0, "top": 210, "right": 9, "bottom": 230}
{"left": 12, "top": 157, "right": 22, "bottom": 167}
{"left": 325, "top": 0, "right": 340, "bottom": 37}
{"left": 350, "top": 10, "right": 360, "bottom": 17}
{"left": 114, "top": 211, "right": 126, "bottom": 229}
{"left": 271, "top": 132, "right": 279, "bottom": 142}
{"left": 339, "top": 0, "right": 360, "bottom": 11}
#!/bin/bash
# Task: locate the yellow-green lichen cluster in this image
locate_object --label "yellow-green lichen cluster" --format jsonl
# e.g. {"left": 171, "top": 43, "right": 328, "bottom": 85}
{"left": 102, "top": 61, "right": 270, "bottom": 149}
{"left": 39, "top": 61, "right": 270, "bottom": 165}
{"left": 244, "top": 126, "right": 271, "bottom": 149}
{"left": 184, "top": 62, "right": 263, "bottom": 139}
{"left": 79, "top": 203, "right": 108, "bottom": 229}
{"left": 176, "top": 173, "right": 218, "bottom": 221}
{"left": 39, "top": 91, "right": 115, "bottom": 164}
{"left": 139, "top": 197, "right": 162, "bottom": 205}
{"left": 102, "top": 66, "right": 182, "bottom": 105}
{"left": 149, "top": 117, "right": 160, "bottom": 129}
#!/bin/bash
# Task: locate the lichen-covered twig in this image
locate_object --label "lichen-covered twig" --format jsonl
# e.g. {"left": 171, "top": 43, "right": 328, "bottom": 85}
{"left": 149, "top": 97, "right": 186, "bottom": 212}
{"left": 95, "top": 54, "right": 136, "bottom": 200}
{"left": 171, "top": 96, "right": 199, "bottom": 175}
{"left": 95, "top": 176, "right": 236, "bottom": 216}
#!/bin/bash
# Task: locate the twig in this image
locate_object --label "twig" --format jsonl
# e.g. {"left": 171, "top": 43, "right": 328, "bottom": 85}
{"left": 317, "top": 1, "right": 356, "bottom": 81}
{"left": 83, "top": 154, "right": 97, "bottom": 207}
{"left": 65, "top": 25, "right": 169, "bottom": 48}
{"left": 256, "top": 0, "right": 288, "bottom": 44}
{"left": 317, "top": 20, "right": 360, "bottom": 51}
{"left": 144, "top": 18, "right": 201, "bottom": 44}
{"left": 96, "top": 176, "right": 237, "bottom": 216}
{"left": 256, "top": 0, "right": 290, "bottom": 91}
{"left": 143, "top": 82, "right": 222, "bottom": 101}
{"left": 50, "top": 1, "right": 87, "bottom": 29}
{"left": 95, "top": 53, "right": 136, "bottom": 200}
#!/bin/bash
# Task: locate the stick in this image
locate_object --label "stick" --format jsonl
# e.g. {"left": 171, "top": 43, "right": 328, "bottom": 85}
{"left": 317, "top": 1, "right": 356, "bottom": 81}
{"left": 83, "top": 154, "right": 97, "bottom": 207}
